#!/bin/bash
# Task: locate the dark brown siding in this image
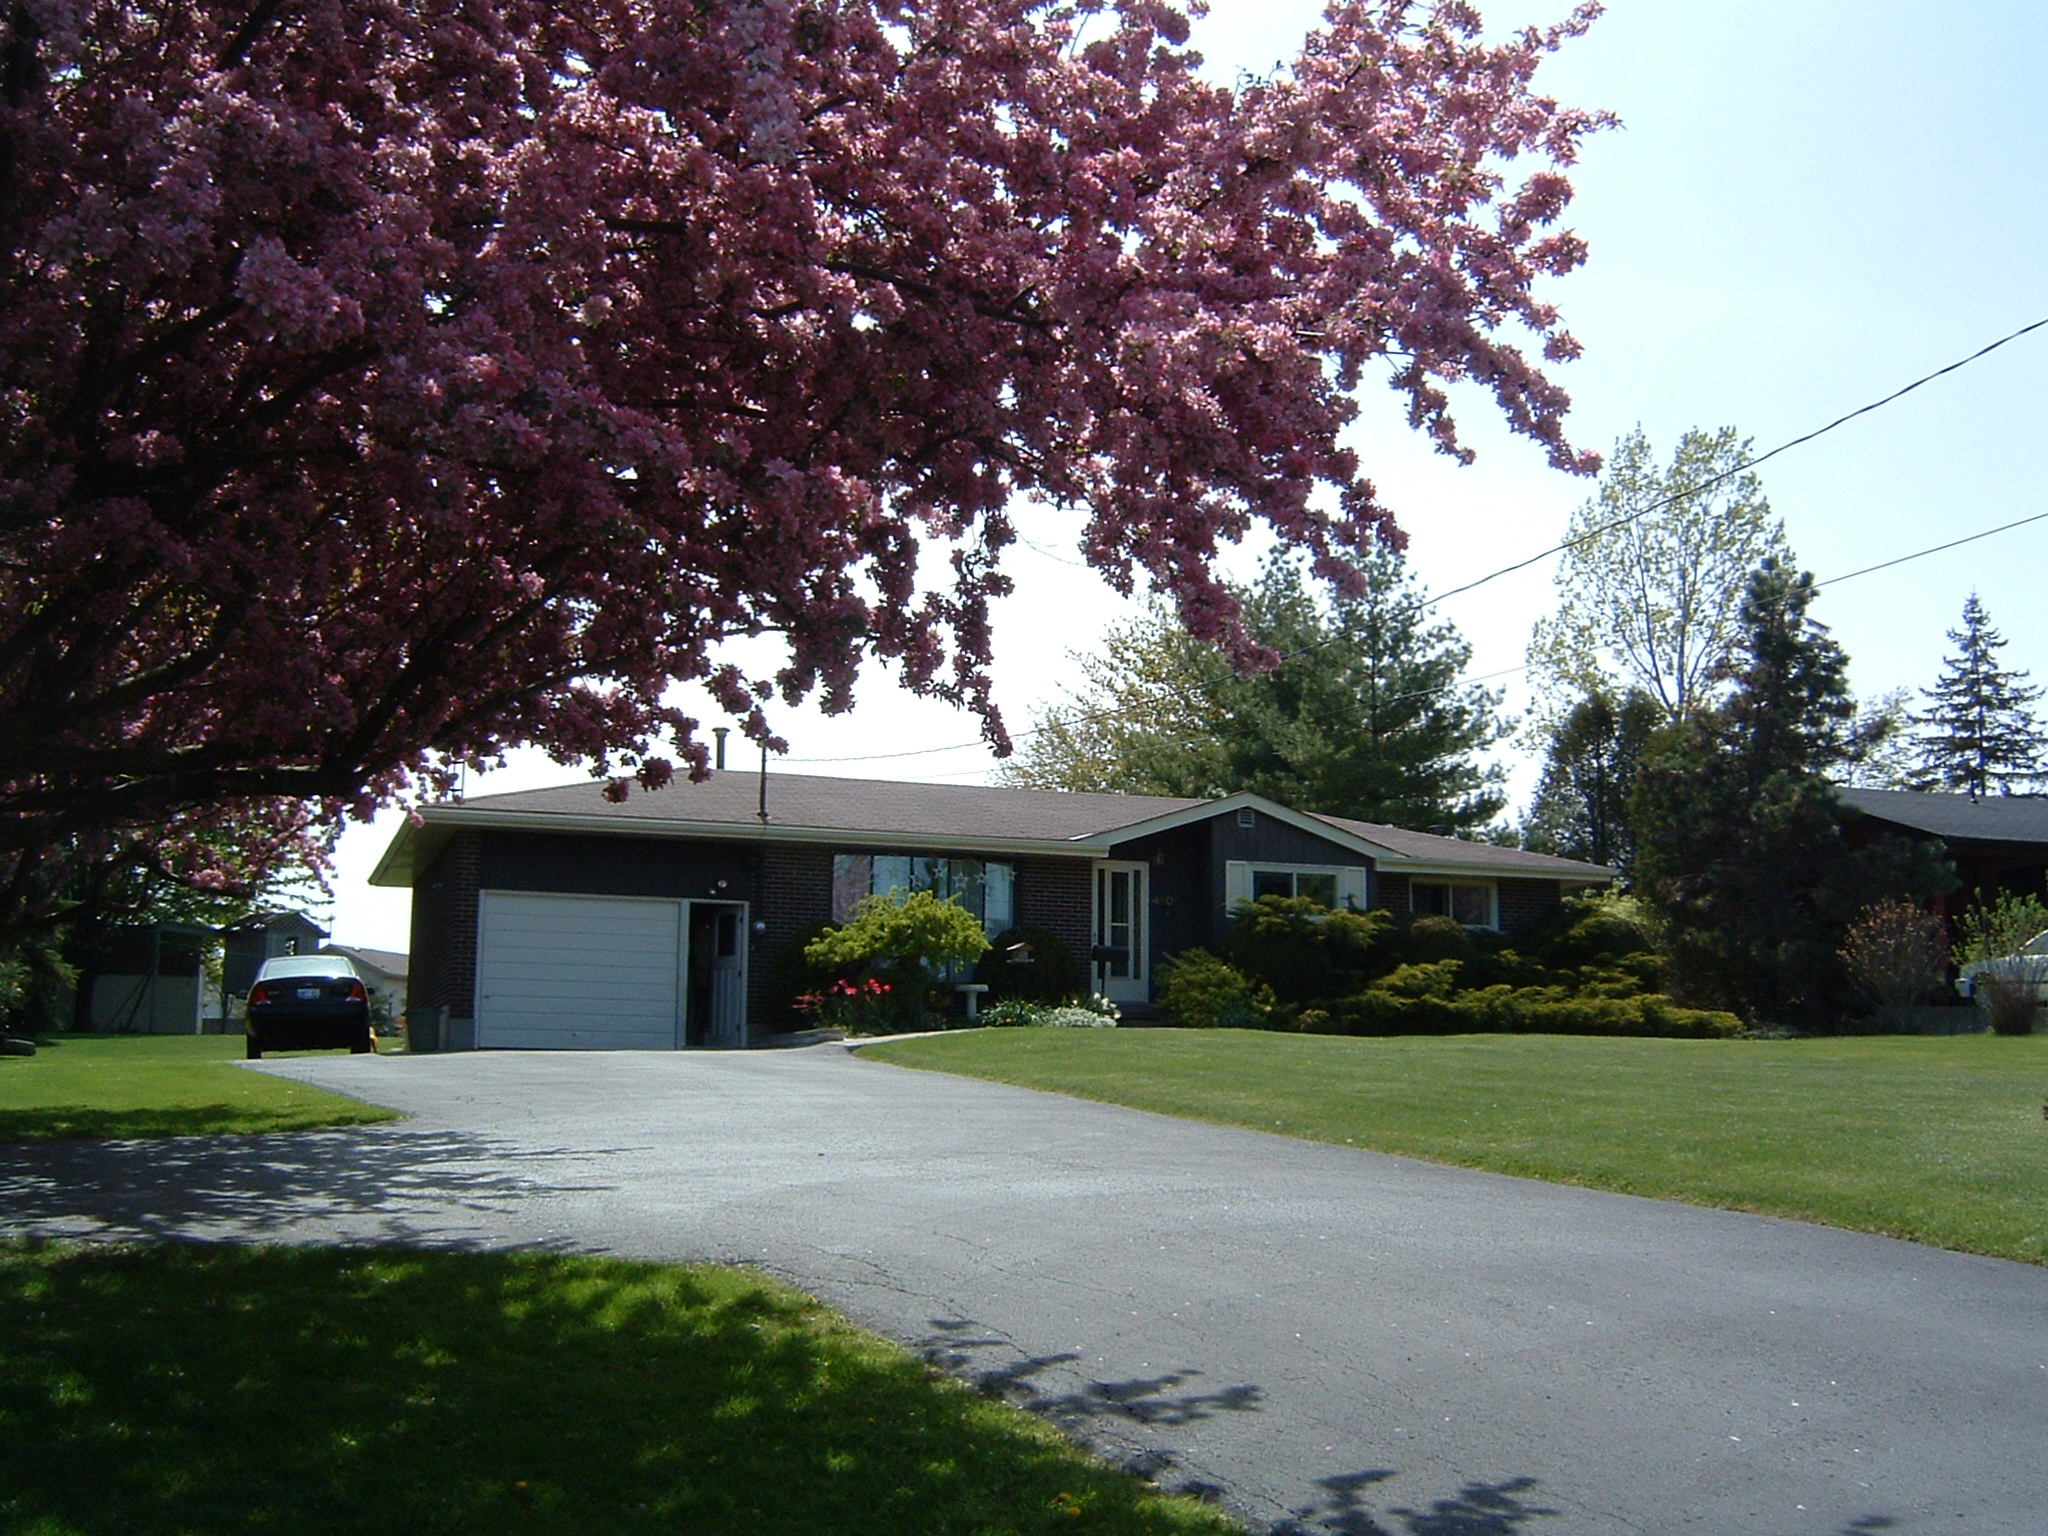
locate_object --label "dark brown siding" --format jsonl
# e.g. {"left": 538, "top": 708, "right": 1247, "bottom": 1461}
{"left": 410, "top": 831, "right": 481, "bottom": 1020}
{"left": 1106, "top": 822, "right": 1213, "bottom": 968}
{"left": 479, "top": 831, "right": 753, "bottom": 899}
{"left": 1497, "top": 878, "right": 1563, "bottom": 934}
{"left": 1016, "top": 856, "right": 1093, "bottom": 969}
{"left": 752, "top": 845, "right": 834, "bottom": 1030}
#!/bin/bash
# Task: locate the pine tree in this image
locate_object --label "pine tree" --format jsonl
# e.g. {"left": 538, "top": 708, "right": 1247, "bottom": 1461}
{"left": 1914, "top": 595, "right": 2046, "bottom": 796}
{"left": 1632, "top": 560, "right": 1951, "bottom": 1024}
{"left": 1522, "top": 689, "right": 1661, "bottom": 876}
{"left": 1001, "top": 548, "right": 1508, "bottom": 834}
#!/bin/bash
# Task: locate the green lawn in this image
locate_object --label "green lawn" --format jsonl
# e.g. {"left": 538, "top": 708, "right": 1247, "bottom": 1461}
{"left": 864, "top": 1029, "right": 2048, "bottom": 1265}
{"left": 0, "top": 1034, "right": 398, "bottom": 1142}
{"left": 0, "top": 1241, "right": 1236, "bottom": 1536}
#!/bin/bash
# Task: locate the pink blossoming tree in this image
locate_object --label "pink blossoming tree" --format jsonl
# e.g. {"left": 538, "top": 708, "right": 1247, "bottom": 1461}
{"left": 1, "top": 0, "right": 1605, "bottom": 942}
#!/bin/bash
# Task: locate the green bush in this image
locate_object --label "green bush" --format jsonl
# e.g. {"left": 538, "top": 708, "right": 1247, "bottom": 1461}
{"left": 973, "top": 925, "right": 1086, "bottom": 1003}
{"left": 1223, "top": 897, "right": 1395, "bottom": 1006}
{"left": 1323, "top": 984, "right": 1739, "bottom": 1039}
{"left": 1404, "top": 914, "right": 1476, "bottom": 963}
{"left": 805, "top": 891, "right": 991, "bottom": 1029}
{"left": 1157, "top": 950, "right": 1273, "bottom": 1030}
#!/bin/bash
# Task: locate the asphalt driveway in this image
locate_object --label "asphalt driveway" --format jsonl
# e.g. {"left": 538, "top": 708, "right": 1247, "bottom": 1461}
{"left": 4, "top": 1043, "right": 2043, "bottom": 1534}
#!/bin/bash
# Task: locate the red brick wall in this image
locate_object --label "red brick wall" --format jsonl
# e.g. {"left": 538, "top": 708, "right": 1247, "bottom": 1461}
{"left": 409, "top": 831, "right": 481, "bottom": 1020}
{"left": 1373, "top": 872, "right": 1410, "bottom": 918}
{"left": 752, "top": 844, "right": 834, "bottom": 1031}
{"left": 1497, "top": 878, "right": 1563, "bottom": 934}
{"left": 1017, "top": 856, "right": 1093, "bottom": 969}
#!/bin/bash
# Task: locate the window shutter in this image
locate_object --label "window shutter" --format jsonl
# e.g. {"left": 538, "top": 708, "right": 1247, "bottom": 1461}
{"left": 1338, "top": 867, "right": 1368, "bottom": 912}
{"left": 1224, "top": 861, "right": 1251, "bottom": 909}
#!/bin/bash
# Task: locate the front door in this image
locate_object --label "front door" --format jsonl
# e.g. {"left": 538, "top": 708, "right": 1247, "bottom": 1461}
{"left": 1093, "top": 863, "right": 1148, "bottom": 1005}
{"left": 686, "top": 901, "right": 749, "bottom": 1048}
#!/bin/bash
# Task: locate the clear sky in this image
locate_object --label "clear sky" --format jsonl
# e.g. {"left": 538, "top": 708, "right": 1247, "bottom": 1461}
{"left": 322, "top": 0, "right": 2048, "bottom": 951}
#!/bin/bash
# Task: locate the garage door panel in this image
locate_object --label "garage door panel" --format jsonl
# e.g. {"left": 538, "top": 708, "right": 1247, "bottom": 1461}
{"left": 477, "top": 892, "right": 681, "bottom": 1050}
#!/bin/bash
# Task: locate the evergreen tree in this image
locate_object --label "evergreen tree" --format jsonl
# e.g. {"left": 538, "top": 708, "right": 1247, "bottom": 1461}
{"left": 1522, "top": 689, "right": 1661, "bottom": 876}
{"left": 1914, "top": 595, "right": 2046, "bottom": 795}
{"left": 1002, "top": 548, "right": 1508, "bottom": 834}
{"left": 1632, "top": 560, "right": 1951, "bottom": 1025}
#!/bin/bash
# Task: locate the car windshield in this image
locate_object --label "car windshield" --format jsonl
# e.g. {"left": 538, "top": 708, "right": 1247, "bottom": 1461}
{"left": 254, "top": 956, "right": 358, "bottom": 982}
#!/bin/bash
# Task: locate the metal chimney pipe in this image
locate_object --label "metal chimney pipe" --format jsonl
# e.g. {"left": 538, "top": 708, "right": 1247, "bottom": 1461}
{"left": 712, "top": 726, "right": 729, "bottom": 772}
{"left": 757, "top": 742, "right": 770, "bottom": 824}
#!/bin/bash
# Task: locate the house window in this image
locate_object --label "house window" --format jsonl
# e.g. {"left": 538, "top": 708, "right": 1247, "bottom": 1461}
{"left": 1410, "top": 880, "right": 1496, "bottom": 928}
{"left": 1237, "top": 864, "right": 1361, "bottom": 911}
{"left": 831, "top": 853, "right": 1016, "bottom": 936}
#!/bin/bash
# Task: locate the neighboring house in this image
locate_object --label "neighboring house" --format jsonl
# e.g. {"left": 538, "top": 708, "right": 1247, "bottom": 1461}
{"left": 66, "top": 922, "right": 213, "bottom": 1034}
{"left": 372, "top": 772, "right": 1613, "bottom": 1052}
{"left": 321, "top": 944, "right": 409, "bottom": 1029}
{"left": 220, "top": 911, "right": 330, "bottom": 1010}
{"left": 1836, "top": 787, "right": 2048, "bottom": 910}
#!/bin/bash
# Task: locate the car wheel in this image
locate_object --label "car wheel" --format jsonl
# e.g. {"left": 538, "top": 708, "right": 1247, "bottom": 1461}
{"left": 246, "top": 1035, "right": 263, "bottom": 1060}
{"left": 351, "top": 1031, "right": 373, "bottom": 1054}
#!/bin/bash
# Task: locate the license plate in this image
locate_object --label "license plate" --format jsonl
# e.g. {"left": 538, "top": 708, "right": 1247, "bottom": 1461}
{"left": 295, "top": 987, "right": 320, "bottom": 999}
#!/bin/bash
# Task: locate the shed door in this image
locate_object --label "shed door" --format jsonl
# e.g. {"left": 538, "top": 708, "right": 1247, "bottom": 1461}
{"left": 476, "top": 892, "right": 682, "bottom": 1050}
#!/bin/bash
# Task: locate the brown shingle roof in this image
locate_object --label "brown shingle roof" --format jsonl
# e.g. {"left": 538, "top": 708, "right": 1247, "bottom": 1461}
{"left": 1836, "top": 786, "right": 2048, "bottom": 845}
{"left": 1313, "top": 814, "right": 1616, "bottom": 878}
{"left": 455, "top": 772, "right": 1208, "bottom": 843}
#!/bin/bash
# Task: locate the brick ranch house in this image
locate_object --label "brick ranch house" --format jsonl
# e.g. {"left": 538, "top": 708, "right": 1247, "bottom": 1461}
{"left": 372, "top": 772, "right": 1614, "bottom": 1051}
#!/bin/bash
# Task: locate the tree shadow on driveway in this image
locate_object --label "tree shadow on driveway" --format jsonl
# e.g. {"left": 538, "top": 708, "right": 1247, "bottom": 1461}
{"left": 0, "top": 1127, "right": 601, "bottom": 1249}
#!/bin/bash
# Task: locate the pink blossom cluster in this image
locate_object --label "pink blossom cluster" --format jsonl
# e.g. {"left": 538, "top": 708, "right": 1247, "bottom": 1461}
{"left": 0, "top": 0, "right": 1606, "bottom": 937}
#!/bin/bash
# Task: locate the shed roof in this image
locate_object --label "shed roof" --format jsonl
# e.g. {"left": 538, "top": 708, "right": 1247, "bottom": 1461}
{"left": 1835, "top": 787, "right": 2048, "bottom": 846}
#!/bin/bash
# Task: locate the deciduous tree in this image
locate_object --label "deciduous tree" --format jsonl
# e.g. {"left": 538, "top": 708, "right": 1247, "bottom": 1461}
{"left": 0, "top": 0, "right": 1608, "bottom": 945}
{"left": 1528, "top": 426, "right": 1788, "bottom": 725}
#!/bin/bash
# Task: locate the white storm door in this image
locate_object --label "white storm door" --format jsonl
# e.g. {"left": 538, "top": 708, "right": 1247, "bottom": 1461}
{"left": 476, "top": 892, "right": 683, "bottom": 1050}
{"left": 1093, "top": 862, "right": 1148, "bottom": 1005}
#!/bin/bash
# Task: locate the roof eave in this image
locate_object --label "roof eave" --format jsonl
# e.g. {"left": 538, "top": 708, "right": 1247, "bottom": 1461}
{"left": 370, "top": 804, "right": 1114, "bottom": 886}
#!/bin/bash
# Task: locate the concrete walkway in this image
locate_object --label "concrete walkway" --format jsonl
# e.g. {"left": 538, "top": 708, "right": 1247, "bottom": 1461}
{"left": 4, "top": 1044, "right": 2043, "bottom": 1534}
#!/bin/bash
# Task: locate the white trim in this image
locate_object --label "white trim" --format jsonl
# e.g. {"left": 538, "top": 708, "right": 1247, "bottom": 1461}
{"left": 1090, "top": 791, "right": 1410, "bottom": 862}
{"left": 1092, "top": 861, "right": 1149, "bottom": 1005}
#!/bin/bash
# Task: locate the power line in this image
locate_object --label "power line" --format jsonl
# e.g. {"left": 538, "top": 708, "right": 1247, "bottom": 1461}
{"left": 781, "top": 315, "right": 2048, "bottom": 768}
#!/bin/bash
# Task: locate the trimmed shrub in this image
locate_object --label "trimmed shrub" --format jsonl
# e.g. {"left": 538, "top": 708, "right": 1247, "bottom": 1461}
{"left": 1323, "top": 984, "right": 1739, "bottom": 1039}
{"left": 1404, "top": 914, "right": 1475, "bottom": 964}
{"left": 1223, "top": 896, "right": 1396, "bottom": 1006}
{"left": 974, "top": 925, "right": 1086, "bottom": 1003}
{"left": 1157, "top": 950, "right": 1273, "bottom": 1030}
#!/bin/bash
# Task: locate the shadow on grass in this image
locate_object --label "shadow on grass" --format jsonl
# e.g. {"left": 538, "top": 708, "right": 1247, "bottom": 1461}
{"left": 0, "top": 1103, "right": 386, "bottom": 1142}
{"left": 0, "top": 1243, "right": 1239, "bottom": 1536}
{"left": 0, "top": 1128, "right": 594, "bottom": 1248}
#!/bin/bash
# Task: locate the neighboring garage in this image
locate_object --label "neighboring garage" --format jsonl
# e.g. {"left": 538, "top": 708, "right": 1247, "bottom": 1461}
{"left": 474, "top": 892, "right": 748, "bottom": 1052}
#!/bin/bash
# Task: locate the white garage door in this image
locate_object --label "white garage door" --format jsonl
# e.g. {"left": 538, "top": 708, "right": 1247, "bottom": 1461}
{"left": 476, "top": 892, "right": 682, "bottom": 1050}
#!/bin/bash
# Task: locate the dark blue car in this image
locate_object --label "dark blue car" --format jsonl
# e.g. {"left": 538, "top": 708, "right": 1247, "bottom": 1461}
{"left": 245, "top": 956, "right": 373, "bottom": 1059}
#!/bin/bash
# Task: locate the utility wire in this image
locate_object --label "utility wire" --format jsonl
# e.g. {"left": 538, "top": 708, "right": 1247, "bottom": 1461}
{"left": 782, "top": 316, "right": 2048, "bottom": 768}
